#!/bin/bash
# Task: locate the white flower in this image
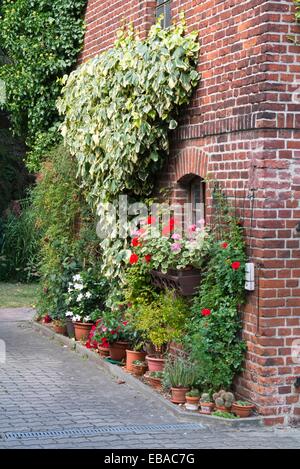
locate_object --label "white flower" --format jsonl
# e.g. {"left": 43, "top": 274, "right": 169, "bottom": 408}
{"left": 83, "top": 315, "right": 91, "bottom": 323}
{"left": 74, "top": 283, "right": 84, "bottom": 291}
{"left": 73, "top": 274, "right": 82, "bottom": 282}
{"left": 65, "top": 311, "right": 73, "bottom": 318}
{"left": 76, "top": 293, "right": 84, "bottom": 302}
{"left": 73, "top": 315, "right": 81, "bottom": 322}
{"left": 85, "top": 291, "right": 92, "bottom": 299}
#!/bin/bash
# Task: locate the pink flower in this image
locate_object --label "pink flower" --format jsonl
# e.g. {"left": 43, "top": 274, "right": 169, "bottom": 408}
{"left": 188, "top": 224, "right": 197, "bottom": 232}
{"left": 172, "top": 233, "right": 181, "bottom": 240}
{"left": 171, "top": 243, "right": 182, "bottom": 252}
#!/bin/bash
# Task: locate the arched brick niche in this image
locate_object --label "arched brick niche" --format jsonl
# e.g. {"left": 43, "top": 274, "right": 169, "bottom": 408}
{"left": 174, "top": 147, "right": 209, "bottom": 183}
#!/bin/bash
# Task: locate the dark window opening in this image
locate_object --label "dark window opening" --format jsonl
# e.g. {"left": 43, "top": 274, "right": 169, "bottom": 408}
{"left": 190, "top": 176, "right": 206, "bottom": 225}
{"left": 156, "top": 0, "right": 171, "bottom": 29}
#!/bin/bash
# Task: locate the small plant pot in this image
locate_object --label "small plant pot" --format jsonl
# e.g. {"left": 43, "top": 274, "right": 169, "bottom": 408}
{"left": 131, "top": 363, "right": 148, "bottom": 377}
{"left": 216, "top": 405, "right": 231, "bottom": 413}
{"left": 126, "top": 350, "right": 147, "bottom": 372}
{"left": 73, "top": 322, "right": 93, "bottom": 342}
{"left": 53, "top": 325, "right": 67, "bottom": 335}
{"left": 98, "top": 345, "right": 110, "bottom": 358}
{"left": 200, "top": 402, "right": 215, "bottom": 415}
{"left": 146, "top": 355, "right": 165, "bottom": 373}
{"left": 109, "top": 341, "right": 129, "bottom": 361}
{"left": 171, "top": 387, "right": 190, "bottom": 405}
{"left": 145, "top": 373, "right": 163, "bottom": 390}
{"left": 185, "top": 396, "right": 200, "bottom": 411}
{"left": 66, "top": 318, "right": 75, "bottom": 339}
{"left": 232, "top": 403, "right": 254, "bottom": 418}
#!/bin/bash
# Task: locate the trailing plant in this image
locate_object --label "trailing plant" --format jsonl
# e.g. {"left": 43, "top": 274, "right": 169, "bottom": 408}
{"left": 58, "top": 18, "right": 200, "bottom": 206}
{"left": 0, "top": 0, "right": 87, "bottom": 171}
{"left": 186, "top": 195, "right": 247, "bottom": 392}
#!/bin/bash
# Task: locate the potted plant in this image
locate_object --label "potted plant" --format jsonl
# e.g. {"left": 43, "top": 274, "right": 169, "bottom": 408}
{"left": 185, "top": 389, "right": 201, "bottom": 411}
{"left": 164, "top": 355, "right": 197, "bottom": 405}
{"left": 125, "top": 329, "right": 146, "bottom": 372}
{"left": 131, "top": 360, "right": 148, "bottom": 377}
{"left": 131, "top": 290, "right": 190, "bottom": 373}
{"left": 213, "top": 391, "right": 235, "bottom": 413}
{"left": 52, "top": 319, "right": 67, "bottom": 335}
{"left": 145, "top": 371, "right": 164, "bottom": 390}
{"left": 93, "top": 311, "right": 130, "bottom": 362}
{"left": 66, "top": 272, "right": 107, "bottom": 342}
{"left": 232, "top": 400, "right": 255, "bottom": 418}
{"left": 129, "top": 217, "right": 209, "bottom": 296}
{"left": 199, "top": 393, "right": 214, "bottom": 414}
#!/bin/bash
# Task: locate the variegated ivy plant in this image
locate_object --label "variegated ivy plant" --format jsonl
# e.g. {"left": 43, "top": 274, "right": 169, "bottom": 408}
{"left": 57, "top": 18, "right": 200, "bottom": 207}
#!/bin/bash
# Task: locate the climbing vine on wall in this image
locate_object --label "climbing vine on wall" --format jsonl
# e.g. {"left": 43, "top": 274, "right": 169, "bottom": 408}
{"left": 58, "top": 19, "right": 200, "bottom": 206}
{"left": 0, "top": 0, "right": 87, "bottom": 171}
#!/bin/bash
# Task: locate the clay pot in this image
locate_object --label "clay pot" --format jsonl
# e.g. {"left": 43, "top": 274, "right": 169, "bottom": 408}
{"left": 146, "top": 355, "right": 165, "bottom": 373}
{"left": 232, "top": 403, "right": 254, "bottom": 418}
{"left": 145, "top": 373, "right": 163, "bottom": 390}
{"left": 66, "top": 318, "right": 75, "bottom": 339}
{"left": 98, "top": 345, "right": 110, "bottom": 358}
{"left": 126, "top": 349, "right": 147, "bottom": 372}
{"left": 171, "top": 387, "right": 190, "bottom": 404}
{"left": 109, "top": 341, "right": 129, "bottom": 361}
{"left": 74, "top": 322, "right": 93, "bottom": 341}
{"left": 131, "top": 363, "right": 148, "bottom": 377}
{"left": 199, "top": 402, "right": 215, "bottom": 415}
{"left": 185, "top": 396, "right": 200, "bottom": 411}
{"left": 53, "top": 324, "right": 67, "bottom": 335}
{"left": 216, "top": 405, "right": 231, "bottom": 413}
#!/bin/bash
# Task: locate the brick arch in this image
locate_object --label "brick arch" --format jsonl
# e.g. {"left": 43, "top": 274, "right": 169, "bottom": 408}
{"left": 174, "top": 147, "right": 209, "bottom": 183}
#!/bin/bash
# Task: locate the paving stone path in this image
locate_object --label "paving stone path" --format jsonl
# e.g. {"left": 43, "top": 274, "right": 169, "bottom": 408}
{"left": 0, "top": 308, "right": 300, "bottom": 449}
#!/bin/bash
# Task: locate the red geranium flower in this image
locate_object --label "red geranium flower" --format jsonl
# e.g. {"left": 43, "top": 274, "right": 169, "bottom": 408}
{"left": 101, "top": 337, "right": 109, "bottom": 347}
{"left": 201, "top": 309, "right": 211, "bottom": 317}
{"left": 147, "top": 216, "right": 156, "bottom": 225}
{"left": 123, "top": 321, "right": 128, "bottom": 326}
{"left": 145, "top": 254, "right": 152, "bottom": 263}
{"left": 221, "top": 242, "right": 228, "bottom": 249}
{"left": 129, "top": 253, "right": 139, "bottom": 265}
{"left": 162, "top": 217, "right": 176, "bottom": 236}
{"left": 43, "top": 314, "right": 52, "bottom": 324}
{"left": 231, "top": 261, "right": 241, "bottom": 270}
{"left": 131, "top": 237, "right": 142, "bottom": 247}
{"left": 85, "top": 340, "right": 92, "bottom": 349}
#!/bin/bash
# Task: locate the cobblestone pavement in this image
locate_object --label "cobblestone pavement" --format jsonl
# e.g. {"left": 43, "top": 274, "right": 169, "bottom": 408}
{"left": 0, "top": 312, "right": 300, "bottom": 449}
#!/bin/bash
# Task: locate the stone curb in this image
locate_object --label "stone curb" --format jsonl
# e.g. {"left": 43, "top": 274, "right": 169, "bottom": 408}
{"left": 31, "top": 321, "right": 263, "bottom": 429}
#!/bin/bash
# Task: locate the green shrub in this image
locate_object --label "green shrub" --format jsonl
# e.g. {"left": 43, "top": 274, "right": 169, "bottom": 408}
{"left": 0, "top": 199, "right": 41, "bottom": 282}
{"left": 163, "top": 355, "right": 197, "bottom": 388}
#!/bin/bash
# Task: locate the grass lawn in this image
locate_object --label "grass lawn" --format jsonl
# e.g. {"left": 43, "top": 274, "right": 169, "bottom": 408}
{"left": 0, "top": 282, "right": 39, "bottom": 308}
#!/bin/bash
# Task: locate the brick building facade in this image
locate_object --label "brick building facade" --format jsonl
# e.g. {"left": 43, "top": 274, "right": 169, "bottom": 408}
{"left": 81, "top": 0, "right": 300, "bottom": 425}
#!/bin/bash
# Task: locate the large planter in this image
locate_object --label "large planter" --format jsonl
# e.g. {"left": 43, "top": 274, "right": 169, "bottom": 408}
{"left": 150, "top": 268, "right": 201, "bottom": 297}
{"left": 146, "top": 355, "right": 165, "bottom": 373}
{"left": 171, "top": 387, "right": 190, "bottom": 404}
{"left": 126, "top": 350, "right": 147, "bottom": 372}
{"left": 66, "top": 318, "right": 75, "bottom": 339}
{"left": 74, "top": 322, "right": 93, "bottom": 342}
{"left": 109, "top": 341, "right": 129, "bottom": 361}
{"left": 232, "top": 402, "right": 254, "bottom": 418}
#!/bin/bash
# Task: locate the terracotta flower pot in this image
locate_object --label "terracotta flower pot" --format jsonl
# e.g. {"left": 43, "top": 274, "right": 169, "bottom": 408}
{"left": 185, "top": 396, "right": 200, "bottom": 411}
{"left": 171, "top": 387, "right": 190, "bottom": 404}
{"left": 146, "top": 355, "right": 165, "bottom": 373}
{"left": 109, "top": 341, "right": 129, "bottom": 361}
{"left": 131, "top": 363, "right": 148, "bottom": 377}
{"left": 200, "top": 402, "right": 215, "bottom": 415}
{"left": 232, "top": 403, "right": 254, "bottom": 418}
{"left": 98, "top": 345, "right": 110, "bottom": 358}
{"left": 216, "top": 405, "right": 231, "bottom": 413}
{"left": 66, "top": 318, "right": 75, "bottom": 339}
{"left": 145, "top": 373, "right": 163, "bottom": 390}
{"left": 74, "top": 322, "right": 93, "bottom": 341}
{"left": 53, "top": 325, "right": 67, "bottom": 335}
{"left": 126, "top": 349, "right": 147, "bottom": 372}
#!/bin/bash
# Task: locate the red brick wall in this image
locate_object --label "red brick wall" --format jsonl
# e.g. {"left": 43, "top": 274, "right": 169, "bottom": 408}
{"left": 81, "top": 0, "right": 300, "bottom": 425}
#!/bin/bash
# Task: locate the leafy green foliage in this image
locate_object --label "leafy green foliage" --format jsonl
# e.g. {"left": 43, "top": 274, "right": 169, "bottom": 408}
{"left": 58, "top": 18, "right": 200, "bottom": 205}
{"left": 163, "top": 354, "right": 197, "bottom": 388}
{"left": 0, "top": 199, "right": 41, "bottom": 282}
{"left": 0, "top": 0, "right": 87, "bottom": 171}
{"left": 30, "top": 145, "right": 104, "bottom": 318}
